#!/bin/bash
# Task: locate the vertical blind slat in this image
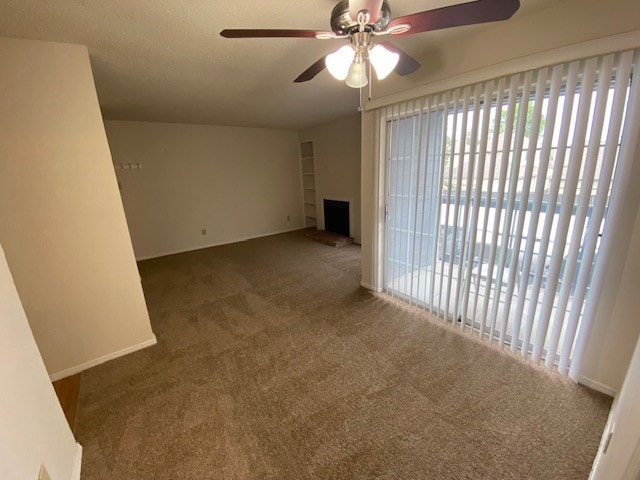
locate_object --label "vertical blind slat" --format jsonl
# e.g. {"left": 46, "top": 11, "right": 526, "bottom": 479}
{"left": 455, "top": 84, "right": 483, "bottom": 331}
{"left": 415, "top": 97, "right": 431, "bottom": 305}
{"left": 441, "top": 90, "right": 460, "bottom": 320}
{"left": 424, "top": 95, "right": 440, "bottom": 311}
{"left": 399, "top": 102, "right": 412, "bottom": 298}
{"left": 461, "top": 81, "right": 494, "bottom": 332}
{"left": 431, "top": 93, "right": 449, "bottom": 316}
{"left": 404, "top": 100, "right": 418, "bottom": 304}
{"left": 386, "top": 104, "right": 396, "bottom": 299}
{"left": 380, "top": 107, "right": 393, "bottom": 296}
{"left": 450, "top": 86, "right": 473, "bottom": 325}
{"left": 445, "top": 88, "right": 471, "bottom": 323}
{"left": 390, "top": 102, "right": 403, "bottom": 300}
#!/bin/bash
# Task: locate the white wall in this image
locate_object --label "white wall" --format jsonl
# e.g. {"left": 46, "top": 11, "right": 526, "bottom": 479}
{"left": 591, "top": 306, "right": 640, "bottom": 479}
{"left": 360, "top": 0, "right": 640, "bottom": 391}
{"left": 0, "top": 37, "right": 156, "bottom": 379}
{"left": 105, "top": 121, "right": 304, "bottom": 260}
{"left": 0, "top": 243, "right": 80, "bottom": 480}
{"left": 299, "top": 114, "right": 362, "bottom": 243}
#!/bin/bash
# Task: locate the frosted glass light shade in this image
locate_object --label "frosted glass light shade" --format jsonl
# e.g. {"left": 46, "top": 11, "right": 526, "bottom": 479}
{"left": 325, "top": 46, "right": 354, "bottom": 81}
{"left": 346, "top": 61, "right": 368, "bottom": 88}
{"left": 369, "top": 44, "right": 400, "bottom": 80}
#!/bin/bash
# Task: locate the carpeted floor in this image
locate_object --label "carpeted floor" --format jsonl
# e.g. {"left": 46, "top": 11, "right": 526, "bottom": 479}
{"left": 75, "top": 229, "right": 611, "bottom": 479}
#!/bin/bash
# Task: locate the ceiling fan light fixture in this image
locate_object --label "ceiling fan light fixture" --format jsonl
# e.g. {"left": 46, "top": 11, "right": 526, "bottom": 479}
{"left": 369, "top": 44, "right": 400, "bottom": 80}
{"left": 345, "top": 59, "right": 368, "bottom": 88}
{"left": 326, "top": 45, "right": 355, "bottom": 80}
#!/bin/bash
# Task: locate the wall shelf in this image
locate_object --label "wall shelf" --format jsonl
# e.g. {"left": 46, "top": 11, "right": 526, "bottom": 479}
{"left": 300, "top": 141, "right": 317, "bottom": 228}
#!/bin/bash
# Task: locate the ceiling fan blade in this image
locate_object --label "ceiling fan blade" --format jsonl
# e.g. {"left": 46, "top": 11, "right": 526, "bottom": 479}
{"left": 349, "top": 0, "right": 385, "bottom": 23}
{"left": 294, "top": 57, "right": 327, "bottom": 83}
{"left": 220, "top": 29, "right": 324, "bottom": 39}
{"left": 378, "top": 42, "right": 421, "bottom": 76}
{"left": 389, "top": 0, "right": 520, "bottom": 36}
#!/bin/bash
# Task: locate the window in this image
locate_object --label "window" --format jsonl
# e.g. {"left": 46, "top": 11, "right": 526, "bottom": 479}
{"left": 382, "top": 50, "right": 639, "bottom": 375}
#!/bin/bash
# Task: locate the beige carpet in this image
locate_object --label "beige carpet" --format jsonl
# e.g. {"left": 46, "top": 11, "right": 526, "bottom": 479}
{"left": 75, "top": 229, "right": 611, "bottom": 479}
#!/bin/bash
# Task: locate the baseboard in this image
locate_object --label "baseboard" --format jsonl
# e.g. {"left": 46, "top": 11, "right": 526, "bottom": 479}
{"left": 360, "top": 281, "right": 383, "bottom": 293}
{"left": 135, "top": 226, "right": 307, "bottom": 261}
{"left": 71, "top": 443, "right": 82, "bottom": 480}
{"left": 578, "top": 375, "right": 618, "bottom": 397}
{"left": 49, "top": 336, "right": 157, "bottom": 381}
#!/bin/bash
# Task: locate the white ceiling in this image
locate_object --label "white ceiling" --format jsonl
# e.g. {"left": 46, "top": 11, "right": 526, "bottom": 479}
{"left": 0, "top": 0, "right": 555, "bottom": 129}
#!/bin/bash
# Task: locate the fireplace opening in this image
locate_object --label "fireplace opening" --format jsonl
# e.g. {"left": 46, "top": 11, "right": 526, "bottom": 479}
{"left": 323, "top": 199, "right": 350, "bottom": 237}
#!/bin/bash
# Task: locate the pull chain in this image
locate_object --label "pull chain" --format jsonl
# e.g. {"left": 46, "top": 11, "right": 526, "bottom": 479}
{"left": 368, "top": 59, "right": 373, "bottom": 101}
{"left": 358, "top": 60, "right": 373, "bottom": 112}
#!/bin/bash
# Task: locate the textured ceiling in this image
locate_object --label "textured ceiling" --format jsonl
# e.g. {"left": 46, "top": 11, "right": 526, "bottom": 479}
{"left": 0, "top": 0, "right": 554, "bottom": 129}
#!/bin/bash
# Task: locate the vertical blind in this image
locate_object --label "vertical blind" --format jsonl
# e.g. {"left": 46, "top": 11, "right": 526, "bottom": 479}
{"left": 382, "top": 49, "right": 640, "bottom": 375}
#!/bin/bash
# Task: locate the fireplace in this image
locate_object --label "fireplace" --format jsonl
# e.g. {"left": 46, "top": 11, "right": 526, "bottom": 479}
{"left": 323, "top": 199, "right": 350, "bottom": 237}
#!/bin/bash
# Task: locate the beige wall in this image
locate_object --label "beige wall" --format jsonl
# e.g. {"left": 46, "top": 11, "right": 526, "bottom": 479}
{"left": 371, "top": 0, "right": 640, "bottom": 103}
{"left": 299, "top": 114, "right": 362, "bottom": 243}
{"left": 0, "top": 37, "right": 155, "bottom": 379}
{"left": 0, "top": 243, "right": 80, "bottom": 480}
{"left": 361, "top": 0, "right": 640, "bottom": 391}
{"left": 105, "top": 121, "right": 304, "bottom": 260}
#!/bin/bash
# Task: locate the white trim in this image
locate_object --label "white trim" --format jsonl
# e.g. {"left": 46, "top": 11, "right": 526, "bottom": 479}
{"left": 579, "top": 375, "right": 618, "bottom": 397}
{"left": 48, "top": 336, "right": 157, "bottom": 381}
{"left": 360, "top": 281, "right": 383, "bottom": 292}
{"left": 134, "top": 227, "right": 307, "bottom": 261}
{"left": 366, "top": 30, "right": 640, "bottom": 111}
{"left": 71, "top": 443, "right": 83, "bottom": 480}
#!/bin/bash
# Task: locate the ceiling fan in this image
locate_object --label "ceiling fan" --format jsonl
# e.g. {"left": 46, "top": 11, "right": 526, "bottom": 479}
{"left": 220, "top": 0, "right": 520, "bottom": 88}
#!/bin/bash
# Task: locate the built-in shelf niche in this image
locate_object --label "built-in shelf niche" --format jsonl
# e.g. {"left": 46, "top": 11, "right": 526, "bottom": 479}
{"left": 300, "top": 141, "right": 317, "bottom": 227}
{"left": 303, "top": 190, "right": 315, "bottom": 204}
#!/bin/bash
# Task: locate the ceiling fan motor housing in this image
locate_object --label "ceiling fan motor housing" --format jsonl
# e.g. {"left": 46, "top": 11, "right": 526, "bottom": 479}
{"left": 350, "top": 31, "right": 372, "bottom": 57}
{"left": 330, "top": 0, "right": 391, "bottom": 36}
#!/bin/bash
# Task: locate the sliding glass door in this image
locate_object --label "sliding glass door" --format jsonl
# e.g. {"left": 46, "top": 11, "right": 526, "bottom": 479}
{"left": 385, "top": 105, "right": 443, "bottom": 306}
{"left": 383, "top": 50, "right": 640, "bottom": 374}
